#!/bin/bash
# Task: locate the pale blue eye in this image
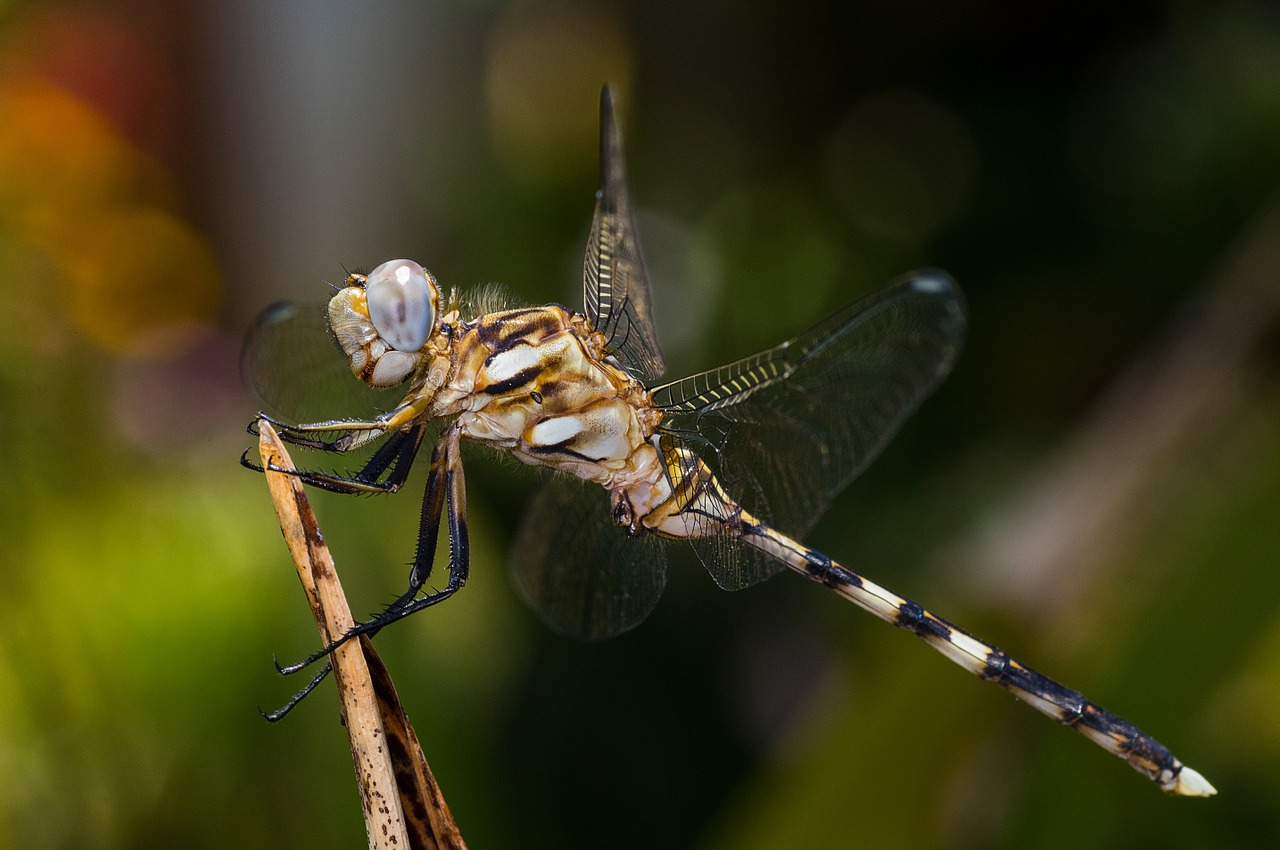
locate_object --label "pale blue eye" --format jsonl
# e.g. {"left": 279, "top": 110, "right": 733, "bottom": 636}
{"left": 365, "top": 259, "right": 436, "bottom": 352}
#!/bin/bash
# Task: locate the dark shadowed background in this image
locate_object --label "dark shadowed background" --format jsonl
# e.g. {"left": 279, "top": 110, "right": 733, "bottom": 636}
{"left": 1, "top": 0, "right": 1277, "bottom": 847}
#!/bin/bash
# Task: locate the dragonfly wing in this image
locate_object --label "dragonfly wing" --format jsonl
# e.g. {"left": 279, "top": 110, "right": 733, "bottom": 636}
{"left": 688, "top": 510, "right": 786, "bottom": 591}
{"left": 510, "top": 474, "right": 668, "bottom": 640}
{"left": 649, "top": 432, "right": 787, "bottom": 591}
{"left": 242, "top": 301, "right": 406, "bottom": 423}
{"left": 651, "top": 269, "right": 966, "bottom": 588}
{"left": 582, "top": 86, "right": 666, "bottom": 381}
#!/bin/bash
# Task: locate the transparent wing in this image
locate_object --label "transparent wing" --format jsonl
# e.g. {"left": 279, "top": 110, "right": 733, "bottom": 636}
{"left": 241, "top": 301, "right": 405, "bottom": 423}
{"left": 510, "top": 474, "right": 667, "bottom": 641}
{"left": 651, "top": 270, "right": 966, "bottom": 589}
{"left": 654, "top": 433, "right": 786, "bottom": 592}
{"left": 582, "top": 86, "right": 666, "bottom": 381}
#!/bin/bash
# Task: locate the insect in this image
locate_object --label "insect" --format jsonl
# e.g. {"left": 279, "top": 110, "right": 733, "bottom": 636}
{"left": 243, "top": 87, "right": 1213, "bottom": 796}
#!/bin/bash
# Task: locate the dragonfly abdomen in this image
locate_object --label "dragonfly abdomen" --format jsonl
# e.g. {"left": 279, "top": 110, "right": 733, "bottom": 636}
{"left": 739, "top": 520, "right": 1215, "bottom": 796}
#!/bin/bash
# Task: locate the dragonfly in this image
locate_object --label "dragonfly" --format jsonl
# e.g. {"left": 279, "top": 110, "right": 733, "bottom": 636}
{"left": 243, "top": 86, "right": 1213, "bottom": 797}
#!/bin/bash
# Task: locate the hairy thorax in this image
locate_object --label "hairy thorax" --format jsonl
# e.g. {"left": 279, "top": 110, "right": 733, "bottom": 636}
{"left": 434, "top": 305, "right": 663, "bottom": 489}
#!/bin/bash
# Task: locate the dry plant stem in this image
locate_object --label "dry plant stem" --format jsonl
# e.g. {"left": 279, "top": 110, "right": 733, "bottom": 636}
{"left": 365, "top": 647, "right": 468, "bottom": 849}
{"left": 258, "top": 420, "right": 410, "bottom": 850}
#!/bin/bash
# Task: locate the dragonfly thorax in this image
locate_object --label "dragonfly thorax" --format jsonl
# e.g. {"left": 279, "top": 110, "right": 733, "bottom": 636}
{"left": 446, "top": 305, "right": 663, "bottom": 488}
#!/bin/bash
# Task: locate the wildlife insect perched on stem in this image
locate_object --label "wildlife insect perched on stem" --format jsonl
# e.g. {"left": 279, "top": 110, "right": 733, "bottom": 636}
{"left": 244, "top": 86, "right": 1214, "bottom": 796}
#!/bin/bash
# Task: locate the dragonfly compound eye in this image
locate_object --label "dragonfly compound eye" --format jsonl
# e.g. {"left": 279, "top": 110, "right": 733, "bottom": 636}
{"left": 365, "top": 259, "right": 437, "bottom": 352}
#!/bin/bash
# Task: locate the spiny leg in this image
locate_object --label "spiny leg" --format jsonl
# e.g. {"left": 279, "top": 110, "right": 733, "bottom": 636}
{"left": 365, "top": 422, "right": 470, "bottom": 627}
{"left": 241, "top": 425, "right": 426, "bottom": 495}
{"left": 275, "top": 424, "right": 470, "bottom": 677}
{"left": 741, "top": 521, "right": 1215, "bottom": 797}
{"left": 260, "top": 664, "right": 331, "bottom": 722}
{"left": 257, "top": 425, "right": 430, "bottom": 720}
{"left": 263, "top": 426, "right": 457, "bottom": 719}
{"left": 249, "top": 413, "right": 389, "bottom": 453}
{"left": 268, "top": 431, "right": 447, "bottom": 680}
{"left": 254, "top": 397, "right": 429, "bottom": 446}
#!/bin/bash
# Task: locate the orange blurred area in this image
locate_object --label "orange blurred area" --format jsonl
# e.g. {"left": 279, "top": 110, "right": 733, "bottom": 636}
{"left": 62, "top": 206, "right": 221, "bottom": 356}
{"left": 0, "top": 47, "right": 219, "bottom": 359}
{"left": 0, "top": 75, "right": 168, "bottom": 217}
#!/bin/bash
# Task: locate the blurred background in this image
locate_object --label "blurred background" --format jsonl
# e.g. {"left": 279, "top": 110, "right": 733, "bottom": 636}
{"left": 1, "top": 0, "right": 1278, "bottom": 846}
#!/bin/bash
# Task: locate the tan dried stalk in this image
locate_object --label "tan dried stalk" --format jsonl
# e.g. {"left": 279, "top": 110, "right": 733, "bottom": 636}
{"left": 258, "top": 419, "right": 466, "bottom": 850}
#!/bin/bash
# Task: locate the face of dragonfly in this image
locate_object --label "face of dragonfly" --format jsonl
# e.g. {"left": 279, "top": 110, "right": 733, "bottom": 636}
{"left": 328, "top": 258, "right": 442, "bottom": 388}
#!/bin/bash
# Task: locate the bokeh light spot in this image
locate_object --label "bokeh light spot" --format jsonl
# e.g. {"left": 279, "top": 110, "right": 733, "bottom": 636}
{"left": 66, "top": 208, "right": 222, "bottom": 357}
{"left": 0, "top": 75, "right": 170, "bottom": 223}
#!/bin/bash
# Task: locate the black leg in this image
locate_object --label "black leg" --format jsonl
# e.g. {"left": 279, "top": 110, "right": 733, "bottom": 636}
{"left": 406, "top": 435, "right": 449, "bottom": 591}
{"left": 242, "top": 425, "right": 426, "bottom": 495}
{"left": 256, "top": 425, "right": 428, "bottom": 719}
{"left": 377, "top": 422, "right": 470, "bottom": 617}
{"left": 254, "top": 401, "right": 422, "bottom": 448}
{"left": 356, "top": 425, "right": 424, "bottom": 485}
{"left": 275, "top": 424, "right": 470, "bottom": 677}
{"left": 260, "top": 661, "right": 332, "bottom": 722}
{"left": 359, "top": 423, "right": 471, "bottom": 624}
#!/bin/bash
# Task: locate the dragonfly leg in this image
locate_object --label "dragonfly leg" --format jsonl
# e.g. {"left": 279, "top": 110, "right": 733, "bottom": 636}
{"left": 257, "top": 427, "right": 431, "bottom": 720}
{"left": 260, "top": 661, "right": 333, "bottom": 722}
{"left": 360, "top": 422, "right": 470, "bottom": 628}
{"left": 366, "top": 422, "right": 471, "bottom": 623}
{"left": 249, "top": 413, "right": 387, "bottom": 452}
{"left": 275, "top": 425, "right": 469, "bottom": 677}
{"left": 257, "top": 395, "right": 430, "bottom": 440}
{"left": 242, "top": 426, "right": 425, "bottom": 495}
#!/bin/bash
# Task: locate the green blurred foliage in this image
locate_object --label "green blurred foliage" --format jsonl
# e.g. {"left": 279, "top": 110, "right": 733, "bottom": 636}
{"left": 1, "top": 0, "right": 1278, "bottom": 848}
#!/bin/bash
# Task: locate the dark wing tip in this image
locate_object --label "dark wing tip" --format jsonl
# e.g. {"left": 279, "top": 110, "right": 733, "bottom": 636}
{"left": 600, "top": 84, "right": 621, "bottom": 140}
{"left": 598, "top": 85, "right": 625, "bottom": 203}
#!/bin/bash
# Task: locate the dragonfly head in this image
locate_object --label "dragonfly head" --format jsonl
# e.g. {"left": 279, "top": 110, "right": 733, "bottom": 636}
{"left": 328, "top": 259, "right": 442, "bottom": 387}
